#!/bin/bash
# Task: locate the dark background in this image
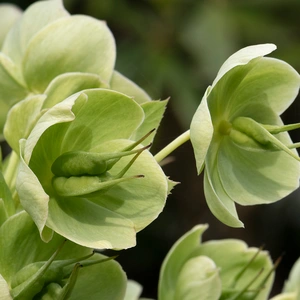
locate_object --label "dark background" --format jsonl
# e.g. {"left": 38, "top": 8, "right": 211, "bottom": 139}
{"left": 1, "top": 0, "right": 300, "bottom": 298}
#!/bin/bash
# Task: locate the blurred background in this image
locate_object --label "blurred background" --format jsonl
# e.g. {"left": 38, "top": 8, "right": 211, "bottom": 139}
{"left": 1, "top": 0, "right": 300, "bottom": 297}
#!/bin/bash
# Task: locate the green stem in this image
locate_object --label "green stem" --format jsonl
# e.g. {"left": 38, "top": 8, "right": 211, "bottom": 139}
{"left": 154, "top": 130, "right": 190, "bottom": 163}
{"left": 288, "top": 142, "right": 300, "bottom": 149}
{"left": 4, "top": 150, "right": 20, "bottom": 190}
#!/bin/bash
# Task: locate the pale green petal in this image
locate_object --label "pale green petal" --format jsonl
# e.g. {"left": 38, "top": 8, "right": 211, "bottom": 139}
{"left": 218, "top": 137, "right": 300, "bottom": 205}
{"left": 2, "top": 0, "right": 68, "bottom": 68}
{"left": 4, "top": 95, "right": 45, "bottom": 153}
{"left": 204, "top": 170, "right": 243, "bottom": 228}
{"left": 24, "top": 92, "right": 82, "bottom": 163}
{"left": 124, "top": 280, "right": 143, "bottom": 300}
{"left": 110, "top": 71, "right": 151, "bottom": 104}
{"left": 283, "top": 257, "right": 300, "bottom": 299}
{"left": 0, "top": 4, "right": 22, "bottom": 48}
{"left": 271, "top": 293, "right": 298, "bottom": 300}
{"left": 204, "top": 140, "right": 243, "bottom": 227}
{"left": 190, "top": 87, "right": 213, "bottom": 174}
{"left": 0, "top": 53, "right": 28, "bottom": 135}
{"left": 17, "top": 140, "right": 52, "bottom": 242}
{"left": 43, "top": 72, "right": 109, "bottom": 109}
{"left": 0, "top": 275, "right": 12, "bottom": 300}
{"left": 23, "top": 15, "right": 115, "bottom": 92}
{"left": 225, "top": 57, "right": 300, "bottom": 118}
{"left": 131, "top": 100, "right": 168, "bottom": 145}
{"left": 174, "top": 256, "right": 221, "bottom": 300}
{"left": 60, "top": 89, "right": 144, "bottom": 153}
{"left": 69, "top": 253, "right": 127, "bottom": 300}
{"left": 211, "top": 43, "right": 276, "bottom": 90}
{"left": 47, "top": 197, "right": 136, "bottom": 249}
{"left": 158, "top": 225, "right": 208, "bottom": 300}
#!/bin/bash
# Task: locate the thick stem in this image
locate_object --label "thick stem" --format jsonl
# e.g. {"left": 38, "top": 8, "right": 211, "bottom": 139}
{"left": 154, "top": 130, "right": 190, "bottom": 163}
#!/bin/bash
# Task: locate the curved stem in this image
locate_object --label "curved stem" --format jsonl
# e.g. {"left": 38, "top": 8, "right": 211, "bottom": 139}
{"left": 154, "top": 130, "right": 190, "bottom": 163}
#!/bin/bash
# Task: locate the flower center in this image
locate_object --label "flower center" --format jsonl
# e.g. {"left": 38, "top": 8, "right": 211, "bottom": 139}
{"left": 218, "top": 120, "right": 232, "bottom": 136}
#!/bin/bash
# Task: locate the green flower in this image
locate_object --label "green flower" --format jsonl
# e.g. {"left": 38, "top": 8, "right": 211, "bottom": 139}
{"left": 190, "top": 44, "right": 300, "bottom": 227}
{"left": 158, "top": 224, "right": 274, "bottom": 300}
{"left": 0, "top": 210, "right": 127, "bottom": 300}
{"left": 16, "top": 89, "right": 169, "bottom": 250}
{"left": 0, "top": 0, "right": 161, "bottom": 143}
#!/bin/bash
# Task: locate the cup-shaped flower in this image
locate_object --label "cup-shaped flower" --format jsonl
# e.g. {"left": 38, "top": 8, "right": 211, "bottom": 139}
{"left": 0, "top": 210, "right": 127, "bottom": 299}
{"left": 16, "top": 88, "right": 169, "bottom": 250}
{"left": 1, "top": 0, "right": 166, "bottom": 153}
{"left": 190, "top": 44, "right": 300, "bottom": 227}
{"left": 158, "top": 224, "right": 274, "bottom": 300}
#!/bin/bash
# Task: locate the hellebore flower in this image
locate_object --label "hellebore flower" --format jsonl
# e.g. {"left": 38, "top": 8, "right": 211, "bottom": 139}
{"left": 190, "top": 44, "right": 300, "bottom": 227}
{"left": 1, "top": 0, "right": 163, "bottom": 143}
{"left": 0, "top": 210, "right": 127, "bottom": 299}
{"left": 158, "top": 224, "right": 275, "bottom": 300}
{"left": 16, "top": 89, "right": 169, "bottom": 250}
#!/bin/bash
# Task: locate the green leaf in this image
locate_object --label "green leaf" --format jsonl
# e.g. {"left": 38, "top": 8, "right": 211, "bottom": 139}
{"left": 110, "top": 71, "right": 151, "bottom": 104}
{"left": 23, "top": 15, "right": 116, "bottom": 92}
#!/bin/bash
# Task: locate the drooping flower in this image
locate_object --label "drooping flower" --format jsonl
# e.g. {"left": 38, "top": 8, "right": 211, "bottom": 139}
{"left": 16, "top": 89, "right": 169, "bottom": 250}
{"left": 190, "top": 44, "right": 300, "bottom": 227}
{"left": 158, "top": 224, "right": 275, "bottom": 300}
